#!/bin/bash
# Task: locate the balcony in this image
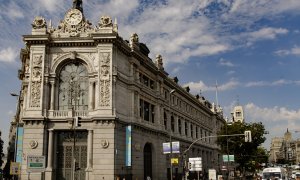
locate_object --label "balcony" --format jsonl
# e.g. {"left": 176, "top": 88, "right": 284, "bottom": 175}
{"left": 48, "top": 110, "right": 88, "bottom": 118}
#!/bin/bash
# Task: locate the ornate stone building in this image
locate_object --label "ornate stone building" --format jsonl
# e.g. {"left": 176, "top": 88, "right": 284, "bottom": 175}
{"left": 9, "top": 1, "right": 225, "bottom": 179}
{"left": 269, "top": 129, "right": 300, "bottom": 165}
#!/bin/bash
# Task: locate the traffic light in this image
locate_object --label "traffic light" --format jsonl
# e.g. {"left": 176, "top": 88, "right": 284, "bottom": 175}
{"left": 188, "top": 162, "right": 192, "bottom": 170}
{"left": 244, "top": 130, "right": 252, "bottom": 142}
{"left": 74, "top": 116, "right": 82, "bottom": 127}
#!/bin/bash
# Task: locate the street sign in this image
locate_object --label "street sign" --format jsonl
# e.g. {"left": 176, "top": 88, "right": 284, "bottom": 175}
{"left": 189, "top": 157, "right": 202, "bottom": 171}
{"left": 10, "top": 162, "right": 20, "bottom": 175}
{"left": 27, "top": 155, "right": 46, "bottom": 172}
{"left": 171, "top": 158, "right": 179, "bottom": 165}
{"left": 223, "top": 155, "right": 234, "bottom": 162}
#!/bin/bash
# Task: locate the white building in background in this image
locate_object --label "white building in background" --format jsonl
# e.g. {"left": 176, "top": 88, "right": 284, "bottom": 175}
{"left": 7, "top": 1, "right": 227, "bottom": 180}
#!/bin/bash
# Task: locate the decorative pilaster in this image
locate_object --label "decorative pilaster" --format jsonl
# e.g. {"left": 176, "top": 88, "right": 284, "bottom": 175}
{"left": 86, "top": 130, "right": 93, "bottom": 180}
{"left": 50, "top": 81, "right": 55, "bottom": 110}
{"left": 88, "top": 81, "right": 94, "bottom": 111}
{"left": 45, "top": 129, "right": 54, "bottom": 180}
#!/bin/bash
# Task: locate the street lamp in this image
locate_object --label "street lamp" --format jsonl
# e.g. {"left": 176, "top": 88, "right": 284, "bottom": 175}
{"left": 169, "top": 89, "right": 175, "bottom": 180}
{"left": 10, "top": 92, "right": 21, "bottom": 180}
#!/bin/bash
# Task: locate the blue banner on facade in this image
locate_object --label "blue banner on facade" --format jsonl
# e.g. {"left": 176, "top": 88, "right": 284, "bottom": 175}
{"left": 125, "top": 125, "right": 132, "bottom": 166}
{"left": 16, "top": 127, "right": 24, "bottom": 163}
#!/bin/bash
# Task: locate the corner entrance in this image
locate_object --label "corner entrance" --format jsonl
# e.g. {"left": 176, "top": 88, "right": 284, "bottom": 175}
{"left": 56, "top": 131, "right": 87, "bottom": 180}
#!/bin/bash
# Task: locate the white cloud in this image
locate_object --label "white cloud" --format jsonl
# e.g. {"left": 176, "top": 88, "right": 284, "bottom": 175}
{"left": 245, "top": 79, "right": 298, "bottom": 87}
{"left": 245, "top": 81, "right": 268, "bottom": 87}
{"left": 248, "top": 27, "right": 288, "bottom": 41}
{"left": 219, "top": 58, "right": 235, "bottom": 67}
{"left": 245, "top": 103, "right": 300, "bottom": 122}
{"left": 0, "top": 47, "right": 17, "bottom": 63}
{"left": 276, "top": 46, "right": 300, "bottom": 56}
{"left": 184, "top": 79, "right": 239, "bottom": 93}
{"left": 227, "top": 70, "right": 235, "bottom": 75}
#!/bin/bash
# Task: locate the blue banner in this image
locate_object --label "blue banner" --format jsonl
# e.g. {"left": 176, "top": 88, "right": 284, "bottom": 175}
{"left": 16, "top": 127, "right": 24, "bottom": 163}
{"left": 125, "top": 125, "right": 132, "bottom": 166}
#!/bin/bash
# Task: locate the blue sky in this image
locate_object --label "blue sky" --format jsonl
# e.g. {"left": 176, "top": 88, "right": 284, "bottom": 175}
{"left": 1, "top": 0, "right": 300, "bottom": 151}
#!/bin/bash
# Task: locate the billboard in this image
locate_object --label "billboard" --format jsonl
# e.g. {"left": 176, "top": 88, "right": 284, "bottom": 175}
{"left": 16, "top": 127, "right": 24, "bottom": 163}
{"left": 125, "top": 125, "right": 132, "bottom": 166}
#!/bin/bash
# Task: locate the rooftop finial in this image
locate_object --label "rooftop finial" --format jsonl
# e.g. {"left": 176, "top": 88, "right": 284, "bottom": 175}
{"left": 73, "top": 0, "right": 83, "bottom": 12}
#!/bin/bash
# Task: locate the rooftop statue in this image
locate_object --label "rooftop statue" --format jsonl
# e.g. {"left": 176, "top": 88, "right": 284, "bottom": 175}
{"left": 73, "top": 0, "right": 83, "bottom": 12}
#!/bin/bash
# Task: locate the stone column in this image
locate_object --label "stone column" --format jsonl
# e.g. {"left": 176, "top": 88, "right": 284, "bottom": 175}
{"left": 45, "top": 129, "right": 54, "bottom": 180}
{"left": 86, "top": 130, "right": 93, "bottom": 180}
{"left": 88, "top": 81, "right": 94, "bottom": 111}
{"left": 50, "top": 81, "right": 55, "bottom": 110}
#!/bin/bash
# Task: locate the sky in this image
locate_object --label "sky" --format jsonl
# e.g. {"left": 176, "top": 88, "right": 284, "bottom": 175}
{"left": 1, "top": 0, "right": 300, "bottom": 152}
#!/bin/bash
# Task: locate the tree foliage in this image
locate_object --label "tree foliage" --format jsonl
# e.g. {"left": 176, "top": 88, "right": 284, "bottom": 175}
{"left": 216, "top": 122, "right": 268, "bottom": 172}
{"left": 0, "top": 137, "right": 3, "bottom": 168}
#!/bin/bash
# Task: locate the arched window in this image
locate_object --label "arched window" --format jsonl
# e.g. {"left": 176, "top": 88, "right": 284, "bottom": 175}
{"left": 58, "top": 61, "right": 89, "bottom": 110}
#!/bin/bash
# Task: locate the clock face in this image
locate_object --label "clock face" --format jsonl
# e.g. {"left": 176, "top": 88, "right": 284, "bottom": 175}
{"left": 65, "top": 9, "right": 83, "bottom": 26}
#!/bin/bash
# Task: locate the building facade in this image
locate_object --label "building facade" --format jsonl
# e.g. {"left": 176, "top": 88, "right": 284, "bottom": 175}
{"left": 8, "top": 1, "right": 226, "bottom": 180}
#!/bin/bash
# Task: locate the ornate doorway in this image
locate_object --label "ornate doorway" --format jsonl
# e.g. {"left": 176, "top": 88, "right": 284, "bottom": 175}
{"left": 144, "top": 143, "right": 152, "bottom": 179}
{"left": 56, "top": 131, "right": 87, "bottom": 180}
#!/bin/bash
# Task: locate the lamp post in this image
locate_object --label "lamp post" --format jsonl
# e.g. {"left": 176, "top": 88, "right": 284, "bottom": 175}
{"left": 10, "top": 92, "right": 21, "bottom": 180}
{"left": 169, "top": 89, "right": 175, "bottom": 180}
{"left": 226, "top": 122, "right": 229, "bottom": 180}
{"left": 69, "top": 77, "right": 82, "bottom": 180}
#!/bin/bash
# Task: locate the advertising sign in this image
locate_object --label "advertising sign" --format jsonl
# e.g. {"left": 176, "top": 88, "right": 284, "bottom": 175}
{"left": 209, "top": 169, "right": 217, "bottom": 180}
{"left": 16, "top": 127, "right": 24, "bottom": 163}
{"left": 125, "top": 125, "right": 132, "bottom": 166}
{"left": 171, "top": 141, "right": 180, "bottom": 153}
{"left": 10, "top": 162, "right": 20, "bottom": 175}
{"left": 163, "top": 141, "right": 180, "bottom": 154}
{"left": 163, "top": 142, "right": 171, "bottom": 154}
{"left": 27, "top": 155, "right": 45, "bottom": 172}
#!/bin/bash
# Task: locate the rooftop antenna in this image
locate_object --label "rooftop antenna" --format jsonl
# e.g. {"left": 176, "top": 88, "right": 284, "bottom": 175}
{"left": 236, "top": 95, "right": 240, "bottom": 106}
{"left": 215, "top": 80, "right": 219, "bottom": 107}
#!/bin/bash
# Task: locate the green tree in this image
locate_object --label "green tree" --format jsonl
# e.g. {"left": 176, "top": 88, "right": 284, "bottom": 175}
{"left": 217, "top": 122, "right": 267, "bottom": 173}
{"left": 0, "top": 136, "right": 3, "bottom": 168}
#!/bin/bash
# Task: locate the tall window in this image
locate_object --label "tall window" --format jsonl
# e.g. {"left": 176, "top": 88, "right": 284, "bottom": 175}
{"left": 178, "top": 119, "right": 182, "bottom": 134}
{"left": 58, "top": 61, "right": 88, "bottom": 110}
{"left": 164, "top": 112, "right": 167, "bottom": 130}
{"left": 140, "top": 99, "right": 155, "bottom": 122}
{"left": 190, "top": 124, "right": 193, "bottom": 138}
{"left": 171, "top": 116, "right": 175, "bottom": 132}
{"left": 185, "top": 122, "right": 188, "bottom": 136}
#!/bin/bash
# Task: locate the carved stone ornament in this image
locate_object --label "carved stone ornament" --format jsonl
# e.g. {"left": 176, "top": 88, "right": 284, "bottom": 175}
{"left": 100, "top": 139, "right": 109, "bottom": 149}
{"left": 99, "top": 52, "right": 111, "bottom": 106}
{"left": 99, "top": 16, "right": 112, "bottom": 28}
{"left": 51, "top": 9, "right": 93, "bottom": 37}
{"left": 29, "top": 140, "right": 38, "bottom": 149}
{"left": 30, "top": 54, "right": 43, "bottom": 108}
{"left": 32, "top": 16, "right": 47, "bottom": 29}
{"left": 134, "top": 143, "right": 141, "bottom": 151}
